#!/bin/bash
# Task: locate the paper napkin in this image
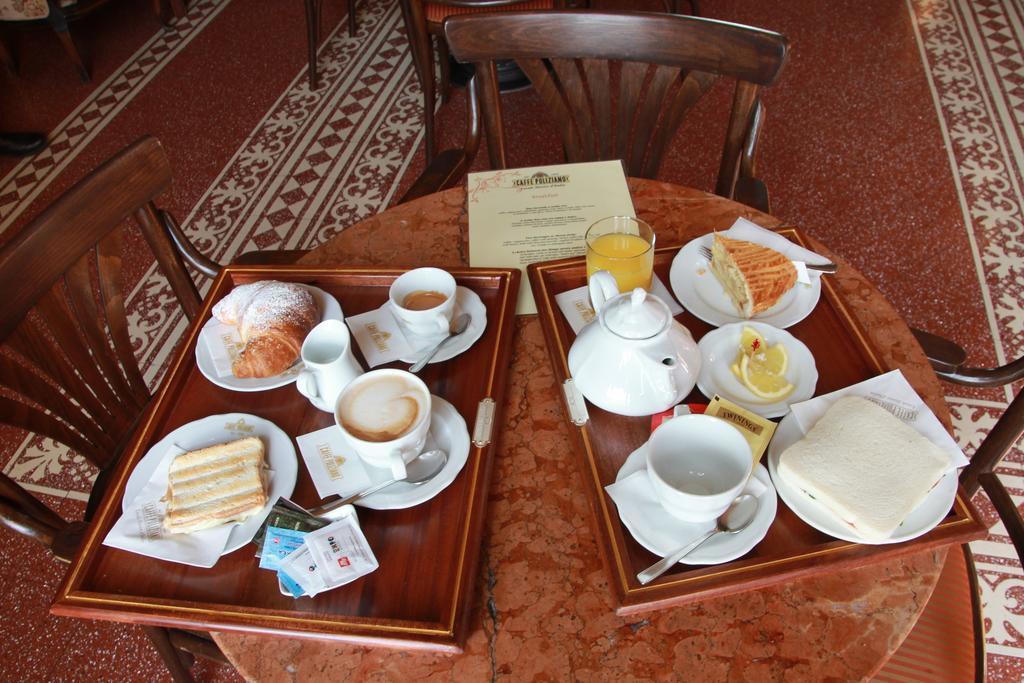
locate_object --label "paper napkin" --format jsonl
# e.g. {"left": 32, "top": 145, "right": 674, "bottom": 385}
{"left": 202, "top": 321, "right": 245, "bottom": 378}
{"left": 787, "top": 369, "right": 969, "bottom": 472}
{"left": 345, "top": 306, "right": 416, "bottom": 367}
{"left": 555, "top": 274, "right": 683, "bottom": 334}
{"left": 605, "top": 470, "right": 766, "bottom": 552}
{"left": 722, "top": 218, "right": 828, "bottom": 285}
{"left": 103, "top": 446, "right": 233, "bottom": 567}
{"left": 295, "top": 425, "right": 373, "bottom": 500}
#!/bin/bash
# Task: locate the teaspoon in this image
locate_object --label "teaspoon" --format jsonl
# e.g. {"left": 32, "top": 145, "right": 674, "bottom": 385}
{"left": 311, "top": 448, "right": 448, "bottom": 516}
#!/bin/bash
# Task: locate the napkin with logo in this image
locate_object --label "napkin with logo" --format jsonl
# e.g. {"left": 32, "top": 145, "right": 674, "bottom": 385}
{"left": 103, "top": 445, "right": 233, "bottom": 567}
{"left": 605, "top": 470, "right": 767, "bottom": 553}
{"left": 555, "top": 274, "right": 683, "bottom": 334}
{"left": 345, "top": 307, "right": 416, "bottom": 367}
{"left": 202, "top": 321, "right": 246, "bottom": 378}
{"left": 788, "top": 369, "right": 969, "bottom": 472}
{"left": 722, "top": 217, "right": 829, "bottom": 286}
{"left": 296, "top": 425, "right": 373, "bottom": 500}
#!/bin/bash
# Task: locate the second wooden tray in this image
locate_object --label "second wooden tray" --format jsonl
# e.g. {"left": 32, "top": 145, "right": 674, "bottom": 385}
{"left": 528, "top": 230, "right": 986, "bottom": 615}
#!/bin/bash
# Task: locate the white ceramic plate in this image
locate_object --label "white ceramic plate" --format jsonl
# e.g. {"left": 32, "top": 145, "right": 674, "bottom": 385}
{"left": 196, "top": 285, "right": 343, "bottom": 392}
{"left": 123, "top": 413, "right": 298, "bottom": 555}
{"left": 696, "top": 321, "right": 818, "bottom": 418}
{"left": 340, "top": 396, "right": 470, "bottom": 510}
{"left": 397, "top": 286, "right": 487, "bottom": 364}
{"left": 766, "top": 412, "right": 958, "bottom": 544}
{"left": 668, "top": 235, "right": 821, "bottom": 328}
{"left": 614, "top": 443, "right": 777, "bottom": 565}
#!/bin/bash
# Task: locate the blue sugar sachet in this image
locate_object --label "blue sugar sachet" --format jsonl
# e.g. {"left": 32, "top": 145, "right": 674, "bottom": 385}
{"left": 259, "top": 525, "right": 308, "bottom": 571}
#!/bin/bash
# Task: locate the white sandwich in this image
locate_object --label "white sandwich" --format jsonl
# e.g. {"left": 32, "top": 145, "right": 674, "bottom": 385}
{"left": 777, "top": 396, "right": 949, "bottom": 541}
{"left": 163, "top": 437, "right": 268, "bottom": 534}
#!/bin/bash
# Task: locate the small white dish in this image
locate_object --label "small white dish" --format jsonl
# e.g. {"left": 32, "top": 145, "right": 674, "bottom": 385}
{"left": 396, "top": 286, "right": 486, "bottom": 364}
{"left": 329, "top": 395, "right": 470, "bottom": 510}
{"left": 767, "top": 412, "right": 958, "bottom": 545}
{"left": 615, "top": 443, "right": 777, "bottom": 565}
{"left": 668, "top": 235, "right": 821, "bottom": 328}
{"left": 696, "top": 321, "right": 818, "bottom": 418}
{"left": 196, "top": 285, "right": 344, "bottom": 392}
{"left": 123, "top": 413, "right": 298, "bottom": 556}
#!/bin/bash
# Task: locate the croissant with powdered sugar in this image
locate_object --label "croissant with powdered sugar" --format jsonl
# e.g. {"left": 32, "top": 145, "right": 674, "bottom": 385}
{"left": 212, "top": 281, "right": 318, "bottom": 378}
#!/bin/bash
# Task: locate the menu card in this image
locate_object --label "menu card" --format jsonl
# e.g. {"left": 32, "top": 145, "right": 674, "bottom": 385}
{"left": 467, "top": 160, "right": 635, "bottom": 314}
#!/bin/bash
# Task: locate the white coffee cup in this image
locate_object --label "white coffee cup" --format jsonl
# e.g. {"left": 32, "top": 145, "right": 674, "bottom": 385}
{"left": 296, "top": 320, "right": 364, "bottom": 412}
{"left": 388, "top": 267, "right": 456, "bottom": 338}
{"left": 645, "top": 414, "right": 752, "bottom": 523}
{"left": 334, "top": 369, "right": 432, "bottom": 480}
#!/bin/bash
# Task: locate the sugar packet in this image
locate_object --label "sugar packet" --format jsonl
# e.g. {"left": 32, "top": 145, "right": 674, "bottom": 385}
{"left": 278, "top": 545, "right": 329, "bottom": 597}
{"left": 304, "top": 515, "right": 379, "bottom": 586}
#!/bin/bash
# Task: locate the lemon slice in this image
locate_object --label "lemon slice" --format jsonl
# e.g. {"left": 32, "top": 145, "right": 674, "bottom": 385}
{"left": 751, "top": 342, "right": 788, "bottom": 376}
{"left": 739, "top": 326, "right": 767, "bottom": 356}
{"left": 739, "top": 353, "right": 794, "bottom": 400}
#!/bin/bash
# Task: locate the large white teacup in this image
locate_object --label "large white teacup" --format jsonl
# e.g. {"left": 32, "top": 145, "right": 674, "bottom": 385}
{"left": 645, "top": 414, "right": 752, "bottom": 523}
{"left": 296, "top": 320, "right": 364, "bottom": 412}
{"left": 334, "top": 369, "right": 432, "bottom": 480}
{"left": 388, "top": 267, "right": 456, "bottom": 338}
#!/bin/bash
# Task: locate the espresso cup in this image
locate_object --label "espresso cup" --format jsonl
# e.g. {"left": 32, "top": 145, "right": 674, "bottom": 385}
{"left": 334, "top": 369, "right": 432, "bottom": 480}
{"left": 388, "top": 267, "right": 456, "bottom": 338}
{"left": 296, "top": 320, "right": 364, "bottom": 412}
{"left": 645, "top": 414, "right": 752, "bottom": 523}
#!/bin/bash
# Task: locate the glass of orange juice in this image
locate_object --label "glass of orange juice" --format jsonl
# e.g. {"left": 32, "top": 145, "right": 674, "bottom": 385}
{"left": 585, "top": 216, "right": 655, "bottom": 292}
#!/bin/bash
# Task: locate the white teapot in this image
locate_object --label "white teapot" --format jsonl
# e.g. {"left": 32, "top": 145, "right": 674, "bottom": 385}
{"left": 568, "top": 270, "right": 701, "bottom": 417}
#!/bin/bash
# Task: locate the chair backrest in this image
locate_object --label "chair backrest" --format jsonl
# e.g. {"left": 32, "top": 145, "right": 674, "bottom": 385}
{"left": 442, "top": 10, "right": 788, "bottom": 195}
{"left": 0, "top": 136, "right": 202, "bottom": 470}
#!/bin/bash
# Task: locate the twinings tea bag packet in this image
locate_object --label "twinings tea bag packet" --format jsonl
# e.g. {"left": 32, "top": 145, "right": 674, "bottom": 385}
{"left": 304, "top": 515, "right": 379, "bottom": 586}
{"left": 705, "top": 395, "right": 777, "bottom": 465}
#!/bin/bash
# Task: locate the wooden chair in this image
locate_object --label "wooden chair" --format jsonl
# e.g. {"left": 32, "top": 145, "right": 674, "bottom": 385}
{"left": 0, "top": 136, "right": 230, "bottom": 683}
{"left": 302, "top": 0, "right": 358, "bottom": 90}
{"left": 412, "top": 11, "right": 788, "bottom": 212}
{"left": 398, "top": 0, "right": 559, "bottom": 163}
{"left": 872, "top": 341, "right": 1024, "bottom": 681}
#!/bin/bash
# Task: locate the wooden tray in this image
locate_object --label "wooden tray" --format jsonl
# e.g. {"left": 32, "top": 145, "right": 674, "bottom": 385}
{"left": 53, "top": 265, "right": 520, "bottom": 652}
{"left": 528, "top": 230, "right": 986, "bottom": 616}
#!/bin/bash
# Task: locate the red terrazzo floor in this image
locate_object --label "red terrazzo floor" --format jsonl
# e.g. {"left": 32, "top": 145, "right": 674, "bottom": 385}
{"left": 1, "top": 0, "right": 1022, "bottom": 679}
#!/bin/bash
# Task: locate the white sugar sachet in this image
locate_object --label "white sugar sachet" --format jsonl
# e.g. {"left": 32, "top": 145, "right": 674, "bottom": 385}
{"left": 303, "top": 514, "right": 379, "bottom": 586}
{"left": 201, "top": 321, "right": 245, "bottom": 378}
{"left": 295, "top": 425, "right": 372, "bottom": 500}
{"left": 345, "top": 306, "right": 416, "bottom": 367}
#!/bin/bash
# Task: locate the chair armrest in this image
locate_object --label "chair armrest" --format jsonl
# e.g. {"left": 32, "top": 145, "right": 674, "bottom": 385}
{"left": 398, "top": 149, "right": 473, "bottom": 204}
{"left": 733, "top": 176, "right": 770, "bottom": 214}
{"left": 912, "top": 327, "right": 967, "bottom": 375}
{"left": 979, "top": 472, "right": 1024, "bottom": 563}
{"left": 158, "top": 210, "right": 221, "bottom": 279}
{"left": 232, "top": 250, "right": 309, "bottom": 266}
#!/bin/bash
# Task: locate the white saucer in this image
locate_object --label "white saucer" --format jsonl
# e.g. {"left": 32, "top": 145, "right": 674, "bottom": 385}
{"left": 341, "top": 396, "right": 470, "bottom": 510}
{"left": 123, "top": 413, "right": 298, "bottom": 556}
{"left": 668, "top": 235, "right": 821, "bottom": 328}
{"left": 697, "top": 322, "right": 818, "bottom": 418}
{"left": 614, "top": 443, "right": 777, "bottom": 565}
{"left": 767, "top": 412, "right": 959, "bottom": 545}
{"left": 396, "top": 286, "right": 487, "bottom": 364}
{"left": 196, "top": 285, "right": 343, "bottom": 392}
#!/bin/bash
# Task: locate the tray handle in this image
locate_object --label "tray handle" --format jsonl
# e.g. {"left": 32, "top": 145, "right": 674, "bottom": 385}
{"left": 473, "top": 398, "right": 496, "bottom": 447}
{"left": 562, "top": 379, "right": 590, "bottom": 426}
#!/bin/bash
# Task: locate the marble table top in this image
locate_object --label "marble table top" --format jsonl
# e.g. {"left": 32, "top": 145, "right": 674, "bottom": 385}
{"left": 214, "top": 179, "right": 948, "bottom": 681}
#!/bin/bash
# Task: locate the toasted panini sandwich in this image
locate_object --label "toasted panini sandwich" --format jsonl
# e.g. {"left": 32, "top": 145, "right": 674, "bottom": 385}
{"left": 778, "top": 396, "right": 949, "bottom": 541}
{"left": 710, "top": 234, "right": 797, "bottom": 317}
{"left": 163, "top": 437, "right": 268, "bottom": 534}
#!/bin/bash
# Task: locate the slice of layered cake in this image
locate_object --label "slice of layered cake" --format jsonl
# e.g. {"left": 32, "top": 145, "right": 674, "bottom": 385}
{"left": 709, "top": 234, "right": 797, "bottom": 317}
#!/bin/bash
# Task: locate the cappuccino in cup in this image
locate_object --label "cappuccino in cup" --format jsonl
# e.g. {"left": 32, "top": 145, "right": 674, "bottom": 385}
{"left": 334, "top": 369, "right": 432, "bottom": 480}
{"left": 337, "top": 373, "right": 426, "bottom": 442}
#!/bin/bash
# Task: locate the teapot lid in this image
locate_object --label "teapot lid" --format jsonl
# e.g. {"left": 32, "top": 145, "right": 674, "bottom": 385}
{"left": 600, "top": 288, "right": 671, "bottom": 340}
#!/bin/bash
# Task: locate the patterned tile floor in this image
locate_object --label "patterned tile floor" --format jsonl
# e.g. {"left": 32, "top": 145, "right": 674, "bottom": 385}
{"left": 0, "top": 0, "right": 1022, "bottom": 680}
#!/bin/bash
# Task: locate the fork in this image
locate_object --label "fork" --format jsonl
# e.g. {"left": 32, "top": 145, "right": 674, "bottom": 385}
{"left": 699, "top": 245, "right": 838, "bottom": 273}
